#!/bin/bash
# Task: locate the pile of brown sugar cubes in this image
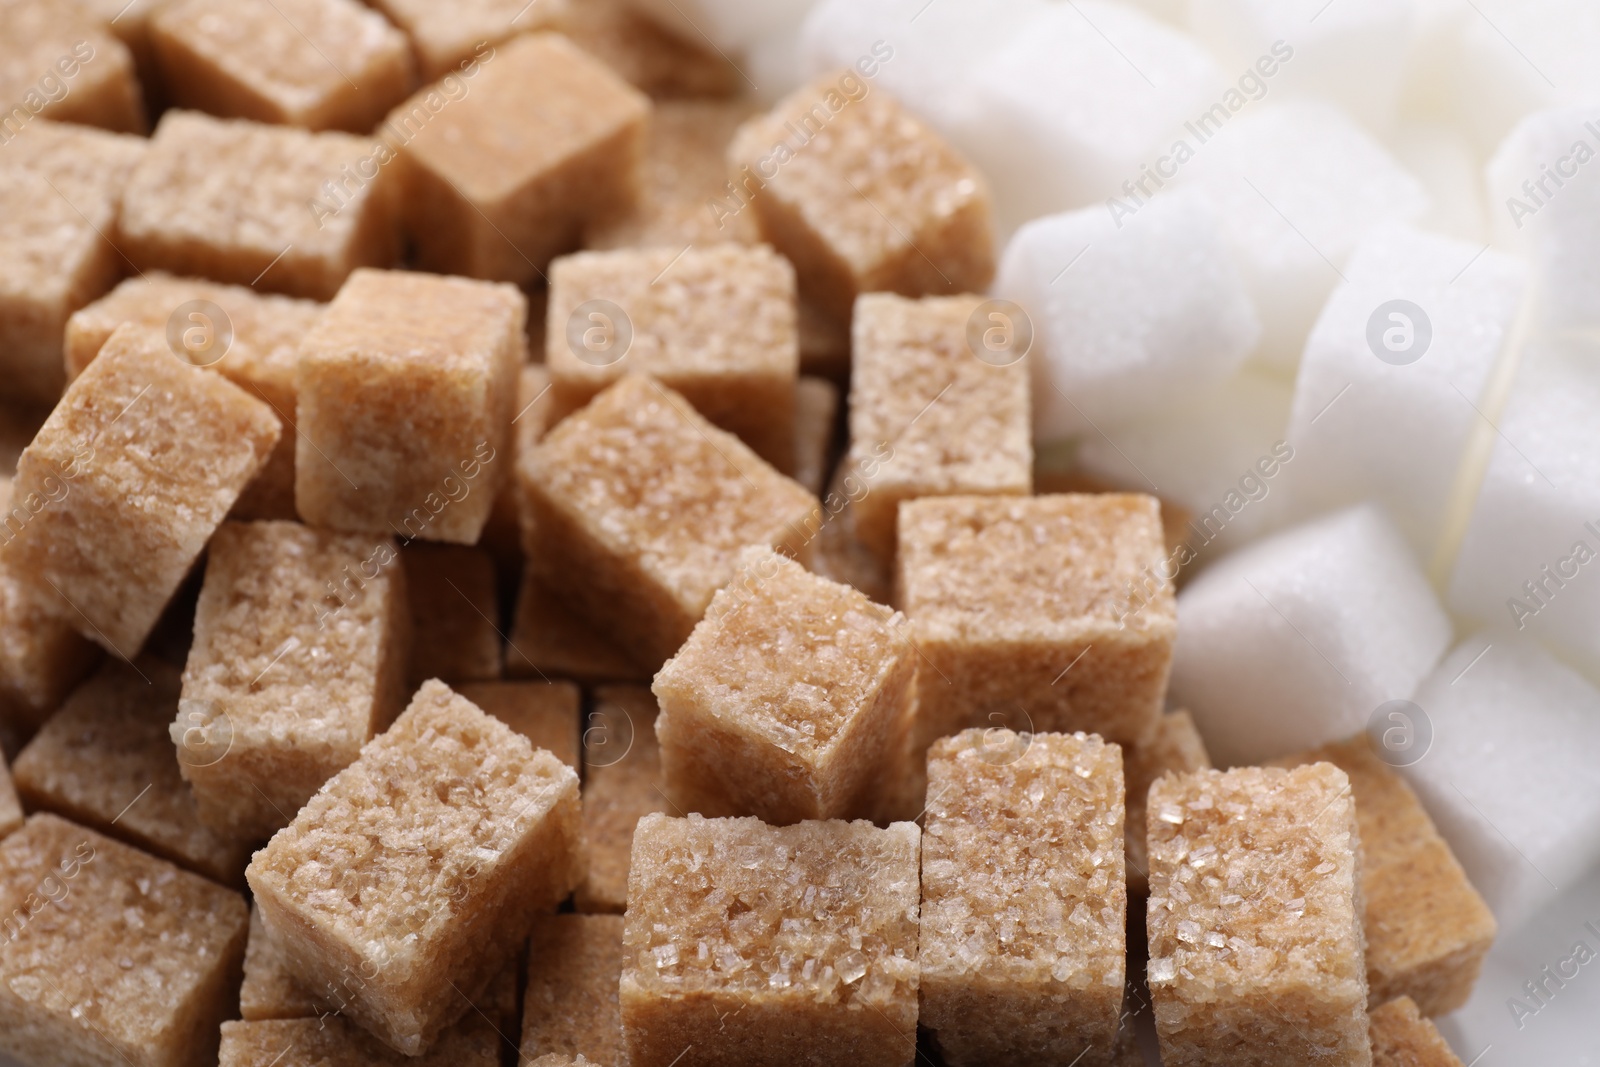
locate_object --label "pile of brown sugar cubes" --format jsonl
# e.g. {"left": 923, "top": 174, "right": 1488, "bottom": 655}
{"left": 0, "top": 2, "right": 1493, "bottom": 1066}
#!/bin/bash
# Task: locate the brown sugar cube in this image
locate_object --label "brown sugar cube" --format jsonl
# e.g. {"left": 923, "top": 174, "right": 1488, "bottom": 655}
{"left": 1124, "top": 710, "right": 1211, "bottom": 896}
{"left": 0, "top": 119, "right": 145, "bottom": 404}
{"left": 120, "top": 111, "right": 401, "bottom": 300}
{"left": 546, "top": 244, "right": 799, "bottom": 470}
{"left": 728, "top": 71, "right": 996, "bottom": 321}
{"left": 0, "top": 749, "right": 20, "bottom": 840}
{"left": 1146, "top": 765, "right": 1371, "bottom": 1067}
{"left": 0, "top": 477, "right": 101, "bottom": 745}
{"left": 520, "top": 913, "right": 625, "bottom": 1066}
{"left": 560, "top": 0, "right": 742, "bottom": 99}
{"left": 575, "top": 684, "right": 666, "bottom": 914}
{"left": 179, "top": 521, "right": 409, "bottom": 841}
{"left": 388, "top": 33, "right": 649, "bottom": 287}
{"left": 12, "top": 658, "right": 252, "bottom": 886}
{"left": 65, "top": 272, "right": 325, "bottom": 522}
{"left": 507, "top": 569, "right": 650, "bottom": 684}
{"left": 241, "top": 905, "right": 523, "bottom": 1034}
{"left": 794, "top": 375, "right": 839, "bottom": 497}
{"left": 247, "top": 680, "right": 583, "bottom": 1055}
{"left": 0, "top": 2, "right": 145, "bottom": 136}
{"left": 621, "top": 813, "right": 921, "bottom": 1067}
{"left": 0, "top": 813, "right": 248, "bottom": 1067}
{"left": 521, "top": 374, "right": 822, "bottom": 667}
{"left": 653, "top": 547, "right": 914, "bottom": 824}
{"left": 1367, "top": 997, "right": 1465, "bottom": 1067}
{"left": 1271, "top": 735, "right": 1497, "bottom": 1017}
{"left": 584, "top": 99, "right": 759, "bottom": 250}
{"left": 896, "top": 494, "right": 1175, "bottom": 753}
{"left": 3, "top": 325, "right": 280, "bottom": 656}
{"left": 402, "top": 544, "right": 502, "bottom": 684}
{"left": 369, "top": 0, "right": 566, "bottom": 82}
{"left": 920, "top": 729, "right": 1127, "bottom": 1066}
{"left": 220, "top": 1018, "right": 500, "bottom": 1067}
{"left": 455, "top": 681, "right": 582, "bottom": 770}
{"left": 1035, "top": 466, "right": 1199, "bottom": 583}
{"left": 151, "top": 0, "right": 413, "bottom": 133}
{"left": 296, "top": 268, "right": 524, "bottom": 544}
{"left": 845, "top": 292, "right": 1031, "bottom": 560}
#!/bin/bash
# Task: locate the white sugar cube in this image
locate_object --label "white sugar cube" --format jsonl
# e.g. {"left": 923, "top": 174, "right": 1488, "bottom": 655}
{"left": 1171, "top": 503, "right": 1452, "bottom": 766}
{"left": 1406, "top": 634, "right": 1600, "bottom": 927}
{"left": 1073, "top": 368, "right": 1294, "bottom": 557}
{"left": 1283, "top": 225, "right": 1527, "bottom": 556}
{"left": 1188, "top": 0, "right": 1417, "bottom": 131}
{"left": 1486, "top": 107, "right": 1600, "bottom": 330}
{"left": 1456, "top": 0, "right": 1600, "bottom": 152}
{"left": 948, "top": 1, "right": 1226, "bottom": 227}
{"left": 1180, "top": 100, "right": 1429, "bottom": 372}
{"left": 1448, "top": 339, "right": 1600, "bottom": 677}
{"left": 798, "top": 0, "right": 1055, "bottom": 130}
{"left": 996, "top": 188, "right": 1259, "bottom": 440}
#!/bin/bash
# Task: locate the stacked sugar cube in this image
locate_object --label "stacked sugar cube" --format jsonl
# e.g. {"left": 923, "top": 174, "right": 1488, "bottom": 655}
{"left": 0, "top": 0, "right": 1595, "bottom": 1065}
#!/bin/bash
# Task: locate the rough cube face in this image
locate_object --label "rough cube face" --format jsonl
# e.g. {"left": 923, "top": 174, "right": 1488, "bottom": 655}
{"left": 12, "top": 658, "right": 252, "bottom": 886}
{"left": 0, "top": 814, "right": 249, "bottom": 1067}
{"left": 621, "top": 813, "right": 922, "bottom": 1067}
{"left": 577, "top": 685, "right": 667, "bottom": 914}
{"left": 521, "top": 375, "right": 822, "bottom": 667}
{"left": 0, "top": 2, "right": 146, "bottom": 137}
{"left": 219, "top": 1018, "right": 500, "bottom": 1067}
{"left": 180, "top": 521, "right": 408, "bottom": 841}
{"left": 521, "top": 913, "right": 625, "bottom": 1066}
{"left": 0, "top": 120, "right": 146, "bottom": 404}
{"left": 240, "top": 904, "right": 522, "bottom": 1033}
{"left": 0, "top": 750, "right": 20, "bottom": 840}
{"left": 546, "top": 244, "right": 799, "bottom": 471}
{"left": 151, "top": 0, "right": 414, "bottom": 132}
{"left": 1123, "top": 710, "right": 1211, "bottom": 896}
{"left": 296, "top": 269, "right": 525, "bottom": 544}
{"left": 794, "top": 375, "right": 838, "bottom": 497}
{"left": 0, "top": 479, "right": 101, "bottom": 744}
{"left": 369, "top": 0, "right": 566, "bottom": 81}
{"left": 560, "top": 0, "right": 742, "bottom": 99}
{"left": 506, "top": 568, "right": 650, "bottom": 684}
{"left": 845, "top": 293, "right": 1031, "bottom": 560}
{"left": 585, "top": 100, "right": 760, "bottom": 250}
{"left": 403, "top": 544, "right": 501, "bottom": 683}
{"left": 1146, "top": 765, "right": 1371, "bottom": 1067}
{"left": 389, "top": 33, "right": 649, "bottom": 286}
{"left": 247, "top": 681, "right": 583, "bottom": 1056}
{"left": 65, "top": 272, "right": 325, "bottom": 522}
{"left": 897, "top": 494, "right": 1174, "bottom": 752}
{"left": 2, "top": 326, "right": 281, "bottom": 656}
{"left": 120, "top": 111, "right": 401, "bottom": 300}
{"left": 653, "top": 548, "right": 915, "bottom": 825}
{"left": 729, "top": 71, "right": 996, "bottom": 321}
{"left": 454, "top": 681, "right": 581, "bottom": 770}
{"left": 1272, "top": 735, "right": 1496, "bottom": 1017}
{"left": 920, "top": 729, "right": 1127, "bottom": 1066}
{"left": 1367, "top": 997, "right": 1465, "bottom": 1067}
